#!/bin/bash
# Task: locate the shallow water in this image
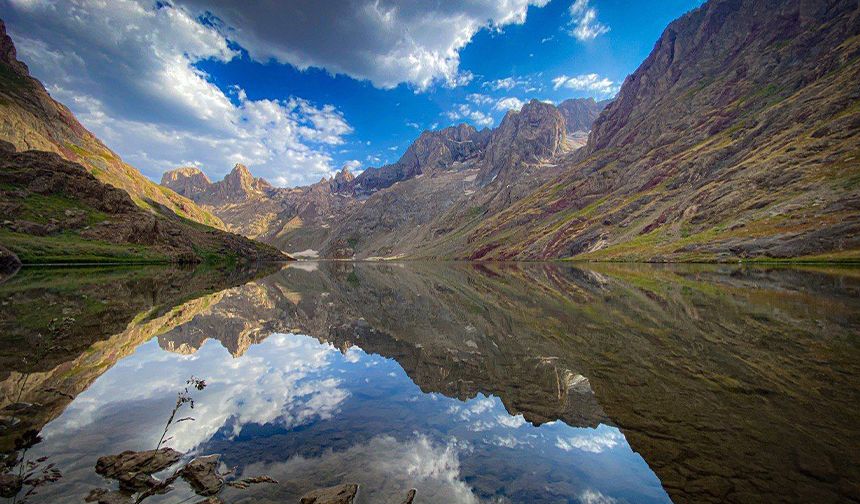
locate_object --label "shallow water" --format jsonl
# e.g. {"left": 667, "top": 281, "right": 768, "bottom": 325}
{"left": 1, "top": 262, "right": 858, "bottom": 503}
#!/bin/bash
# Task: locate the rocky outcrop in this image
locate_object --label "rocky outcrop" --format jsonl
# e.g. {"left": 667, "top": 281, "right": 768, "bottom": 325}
{"left": 0, "top": 244, "right": 20, "bottom": 278}
{"left": 476, "top": 99, "right": 566, "bottom": 186}
{"left": 95, "top": 448, "right": 182, "bottom": 492}
{"left": 557, "top": 97, "right": 610, "bottom": 133}
{"left": 0, "top": 20, "right": 224, "bottom": 230}
{"left": 181, "top": 455, "right": 224, "bottom": 496}
{"left": 353, "top": 124, "right": 488, "bottom": 195}
{"left": 328, "top": 166, "right": 355, "bottom": 193}
{"left": 300, "top": 483, "right": 359, "bottom": 504}
{"left": 160, "top": 167, "right": 212, "bottom": 200}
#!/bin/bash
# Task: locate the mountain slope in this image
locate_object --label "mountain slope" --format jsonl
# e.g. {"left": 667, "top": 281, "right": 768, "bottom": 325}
{"left": 557, "top": 97, "right": 610, "bottom": 133}
{"left": 454, "top": 0, "right": 860, "bottom": 261}
{"left": 0, "top": 141, "right": 287, "bottom": 264}
{"left": 0, "top": 20, "right": 224, "bottom": 229}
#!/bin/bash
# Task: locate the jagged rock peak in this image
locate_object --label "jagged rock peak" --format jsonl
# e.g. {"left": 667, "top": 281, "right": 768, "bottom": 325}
{"left": 161, "top": 166, "right": 210, "bottom": 184}
{"left": 224, "top": 163, "right": 271, "bottom": 192}
{"left": 477, "top": 99, "right": 566, "bottom": 185}
{"left": 160, "top": 166, "right": 212, "bottom": 199}
{"left": 0, "top": 20, "right": 29, "bottom": 76}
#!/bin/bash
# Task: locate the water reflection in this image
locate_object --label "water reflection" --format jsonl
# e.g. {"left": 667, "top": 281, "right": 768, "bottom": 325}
{"left": 1, "top": 262, "right": 858, "bottom": 503}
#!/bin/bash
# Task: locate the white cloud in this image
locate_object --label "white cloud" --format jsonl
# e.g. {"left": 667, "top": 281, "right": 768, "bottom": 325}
{"left": 568, "top": 0, "right": 610, "bottom": 41}
{"left": 555, "top": 430, "right": 622, "bottom": 453}
{"left": 2, "top": 0, "right": 353, "bottom": 187}
{"left": 445, "top": 104, "right": 493, "bottom": 127}
{"left": 46, "top": 333, "right": 351, "bottom": 453}
{"left": 179, "top": 0, "right": 550, "bottom": 91}
{"left": 494, "top": 97, "right": 525, "bottom": 111}
{"left": 466, "top": 93, "right": 494, "bottom": 106}
{"left": 580, "top": 489, "right": 618, "bottom": 504}
{"left": 482, "top": 77, "right": 521, "bottom": 91}
{"left": 551, "top": 73, "right": 618, "bottom": 95}
{"left": 243, "top": 434, "right": 480, "bottom": 503}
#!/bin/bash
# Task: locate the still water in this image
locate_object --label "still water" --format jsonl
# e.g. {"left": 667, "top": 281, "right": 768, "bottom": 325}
{"left": 0, "top": 262, "right": 858, "bottom": 503}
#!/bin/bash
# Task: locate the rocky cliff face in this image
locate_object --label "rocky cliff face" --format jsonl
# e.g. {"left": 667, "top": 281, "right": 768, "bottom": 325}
{"left": 0, "top": 20, "right": 225, "bottom": 230}
{"left": 476, "top": 99, "right": 567, "bottom": 186}
{"left": 353, "top": 124, "right": 488, "bottom": 195}
{"left": 160, "top": 166, "right": 212, "bottom": 200}
{"left": 556, "top": 97, "right": 610, "bottom": 133}
{"left": 457, "top": 0, "right": 860, "bottom": 261}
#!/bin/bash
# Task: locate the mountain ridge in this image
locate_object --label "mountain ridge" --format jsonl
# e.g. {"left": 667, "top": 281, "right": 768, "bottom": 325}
{"left": 157, "top": 0, "right": 860, "bottom": 262}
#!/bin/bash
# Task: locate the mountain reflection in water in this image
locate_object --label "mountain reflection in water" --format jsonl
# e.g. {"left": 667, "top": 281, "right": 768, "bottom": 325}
{"left": 0, "top": 262, "right": 858, "bottom": 504}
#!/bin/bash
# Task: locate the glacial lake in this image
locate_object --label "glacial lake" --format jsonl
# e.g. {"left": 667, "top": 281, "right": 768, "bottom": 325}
{"left": 0, "top": 262, "right": 858, "bottom": 503}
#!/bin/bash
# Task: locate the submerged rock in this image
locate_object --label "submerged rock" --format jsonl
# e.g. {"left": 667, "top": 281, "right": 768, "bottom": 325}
{"left": 84, "top": 488, "right": 132, "bottom": 504}
{"left": 401, "top": 488, "right": 417, "bottom": 504}
{"left": 0, "top": 472, "right": 22, "bottom": 498}
{"left": 0, "top": 245, "right": 20, "bottom": 280}
{"left": 180, "top": 454, "right": 223, "bottom": 496}
{"left": 300, "top": 483, "right": 359, "bottom": 504}
{"left": 95, "top": 448, "right": 182, "bottom": 491}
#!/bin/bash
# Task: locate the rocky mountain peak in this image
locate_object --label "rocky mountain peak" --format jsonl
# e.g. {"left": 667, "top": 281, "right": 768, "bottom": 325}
{"left": 0, "top": 20, "right": 29, "bottom": 76}
{"left": 220, "top": 163, "right": 270, "bottom": 200}
{"left": 477, "top": 99, "right": 566, "bottom": 185}
{"left": 160, "top": 166, "right": 212, "bottom": 199}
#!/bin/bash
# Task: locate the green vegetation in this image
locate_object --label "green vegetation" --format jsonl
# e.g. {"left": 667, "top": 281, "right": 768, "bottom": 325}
{"left": 0, "top": 229, "right": 169, "bottom": 264}
{"left": 14, "top": 192, "right": 109, "bottom": 225}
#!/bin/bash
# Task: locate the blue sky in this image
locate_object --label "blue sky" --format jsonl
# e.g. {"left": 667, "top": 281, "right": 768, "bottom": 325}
{"left": 2, "top": 0, "right": 702, "bottom": 186}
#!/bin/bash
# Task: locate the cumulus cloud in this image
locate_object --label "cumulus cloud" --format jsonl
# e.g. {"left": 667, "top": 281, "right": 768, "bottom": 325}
{"left": 46, "top": 334, "right": 351, "bottom": 453}
{"left": 494, "top": 97, "right": 525, "bottom": 111}
{"left": 466, "top": 93, "right": 494, "bottom": 106}
{"left": 243, "top": 434, "right": 481, "bottom": 503}
{"left": 445, "top": 104, "right": 493, "bottom": 127}
{"left": 551, "top": 73, "right": 618, "bottom": 95}
{"left": 555, "top": 429, "right": 622, "bottom": 453}
{"left": 178, "top": 0, "right": 549, "bottom": 91}
{"left": 2, "top": 0, "right": 353, "bottom": 187}
{"left": 482, "top": 76, "right": 523, "bottom": 91}
{"left": 568, "top": 0, "right": 610, "bottom": 41}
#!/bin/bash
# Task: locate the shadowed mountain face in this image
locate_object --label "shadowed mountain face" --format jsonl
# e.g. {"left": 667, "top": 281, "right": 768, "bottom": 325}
{"left": 557, "top": 98, "right": 611, "bottom": 134}
{"left": 6, "top": 262, "right": 853, "bottom": 503}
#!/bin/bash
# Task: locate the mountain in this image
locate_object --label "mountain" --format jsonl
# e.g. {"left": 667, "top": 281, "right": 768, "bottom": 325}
{"left": 352, "top": 124, "right": 489, "bottom": 195}
{"left": 162, "top": 163, "right": 359, "bottom": 253}
{"left": 0, "top": 141, "right": 287, "bottom": 264}
{"left": 161, "top": 98, "right": 590, "bottom": 259}
{"left": 0, "top": 21, "right": 289, "bottom": 265}
{"left": 156, "top": 0, "right": 858, "bottom": 263}
{"left": 447, "top": 0, "right": 860, "bottom": 261}
{"left": 557, "top": 97, "right": 611, "bottom": 134}
{"left": 0, "top": 21, "right": 225, "bottom": 230}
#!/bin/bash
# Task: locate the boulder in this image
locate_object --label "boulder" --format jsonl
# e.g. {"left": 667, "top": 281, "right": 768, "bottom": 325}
{"left": 95, "top": 448, "right": 182, "bottom": 491}
{"left": 180, "top": 454, "right": 223, "bottom": 496}
{"left": 300, "top": 483, "right": 359, "bottom": 504}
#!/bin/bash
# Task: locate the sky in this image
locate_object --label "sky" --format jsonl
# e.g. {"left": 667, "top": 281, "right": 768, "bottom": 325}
{"left": 1, "top": 0, "right": 703, "bottom": 187}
